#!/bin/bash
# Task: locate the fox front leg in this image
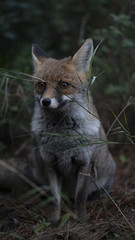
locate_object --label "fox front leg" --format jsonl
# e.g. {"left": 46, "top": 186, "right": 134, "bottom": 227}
{"left": 47, "top": 168, "right": 61, "bottom": 222}
{"left": 75, "top": 164, "right": 90, "bottom": 218}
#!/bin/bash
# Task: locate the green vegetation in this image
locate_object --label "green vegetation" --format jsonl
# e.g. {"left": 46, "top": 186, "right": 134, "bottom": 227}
{"left": 0, "top": 1, "right": 135, "bottom": 141}
{"left": 0, "top": 1, "right": 135, "bottom": 239}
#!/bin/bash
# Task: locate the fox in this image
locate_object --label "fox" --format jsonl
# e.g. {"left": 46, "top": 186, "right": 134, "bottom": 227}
{"left": 30, "top": 38, "right": 116, "bottom": 221}
{"left": 0, "top": 39, "right": 116, "bottom": 221}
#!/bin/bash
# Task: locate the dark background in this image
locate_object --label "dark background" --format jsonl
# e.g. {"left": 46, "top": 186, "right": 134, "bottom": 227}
{"left": 0, "top": 1, "right": 135, "bottom": 239}
{"left": 0, "top": 0, "right": 135, "bottom": 155}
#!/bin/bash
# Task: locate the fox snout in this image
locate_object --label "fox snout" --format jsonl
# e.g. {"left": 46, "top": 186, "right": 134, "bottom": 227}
{"left": 40, "top": 95, "right": 72, "bottom": 109}
{"left": 40, "top": 97, "right": 59, "bottom": 109}
{"left": 41, "top": 98, "right": 51, "bottom": 107}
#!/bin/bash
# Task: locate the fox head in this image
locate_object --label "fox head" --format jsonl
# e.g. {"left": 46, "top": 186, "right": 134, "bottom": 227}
{"left": 32, "top": 39, "right": 93, "bottom": 110}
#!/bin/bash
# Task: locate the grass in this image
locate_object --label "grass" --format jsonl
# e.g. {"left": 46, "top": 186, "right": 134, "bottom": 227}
{"left": 0, "top": 68, "right": 135, "bottom": 239}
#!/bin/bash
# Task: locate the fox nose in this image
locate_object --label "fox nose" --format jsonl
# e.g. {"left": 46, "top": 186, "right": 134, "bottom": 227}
{"left": 41, "top": 98, "right": 51, "bottom": 107}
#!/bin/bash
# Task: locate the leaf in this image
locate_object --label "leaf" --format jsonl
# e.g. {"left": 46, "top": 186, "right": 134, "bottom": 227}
{"left": 119, "top": 154, "right": 128, "bottom": 164}
{"left": 34, "top": 218, "right": 50, "bottom": 234}
{"left": 37, "top": 196, "right": 55, "bottom": 207}
{"left": 42, "top": 218, "right": 51, "bottom": 227}
{"left": 10, "top": 233, "right": 25, "bottom": 239}
{"left": 61, "top": 192, "right": 72, "bottom": 207}
{"left": 90, "top": 76, "right": 96, "bottom": 86}
{"left": 124, "top": 111, "right": 130, "bottom": 133}
{"left": 44, "top": 221, "right": 50, "bottom": 227}
{"left": 114, "top": 233, "right": 120, "bottom": 238}
{"left": 59, "top": 213, "right": 70, "bottom": 227}
{"left": 88, "top": 39, "right": 104, "bottom": 84}
{"left": 34, "top": 223, "right": 44, "bottom": 234}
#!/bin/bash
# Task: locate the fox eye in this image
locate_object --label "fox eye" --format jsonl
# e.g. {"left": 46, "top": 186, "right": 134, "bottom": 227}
{"left": 60, "top": 81, "right": 69, "bottom": 89}
{"left": 37, "top": 81, "right": 46, "bottom": 90}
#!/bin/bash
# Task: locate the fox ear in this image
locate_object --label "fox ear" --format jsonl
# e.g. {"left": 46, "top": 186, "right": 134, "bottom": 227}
{"left": 72, "top": 38, "right": 93, "bottom": 73}
{"left": 32, "top": 44, "right": 49, "bottom": 70}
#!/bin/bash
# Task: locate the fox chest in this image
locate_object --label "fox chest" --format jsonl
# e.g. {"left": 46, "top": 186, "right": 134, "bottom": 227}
{"left": 38, "top": 128, "right": 93, "bottom": 175}
{"left": 34, "top": 114, "right": 97, "bottom": 172}
{"left": 39, "top": 121, "right": 89, "bottom": 154}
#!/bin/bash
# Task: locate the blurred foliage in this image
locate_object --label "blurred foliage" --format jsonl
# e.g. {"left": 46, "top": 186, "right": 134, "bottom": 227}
{"left": 0, "top": 70, "right": 33, "bottom": 155}
{"left": 0, "top": 0, "right": 135, "bottom": 153}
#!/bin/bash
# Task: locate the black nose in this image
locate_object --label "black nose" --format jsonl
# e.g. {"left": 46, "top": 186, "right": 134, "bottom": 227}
{"left": 41, "top": 98, "right": 51, "bottom": 107}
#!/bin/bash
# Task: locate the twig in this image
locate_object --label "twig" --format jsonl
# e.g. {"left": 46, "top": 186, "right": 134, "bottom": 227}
{"left": 106, "top": 96, "right": 132, "bottom": 137}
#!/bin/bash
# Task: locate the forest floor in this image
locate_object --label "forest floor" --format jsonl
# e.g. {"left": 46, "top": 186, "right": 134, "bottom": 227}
{"left": 0, "top": 145, "right": 135, "bottom": 240}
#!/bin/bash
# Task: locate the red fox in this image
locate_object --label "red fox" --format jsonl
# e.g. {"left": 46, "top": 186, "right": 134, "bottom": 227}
{"left": 31, "top": 39, "right": 116, "bottom": 221}
{"left": 0, "top": 39, "right": 116, "bottom": 222}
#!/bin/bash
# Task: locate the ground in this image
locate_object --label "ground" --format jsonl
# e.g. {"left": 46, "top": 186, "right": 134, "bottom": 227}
{"left": 0, "top": 145, "right": 135, "bottom": 240}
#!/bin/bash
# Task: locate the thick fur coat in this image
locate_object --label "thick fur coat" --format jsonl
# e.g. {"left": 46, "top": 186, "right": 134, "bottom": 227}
{"left": 0, "top": 39, "right": 116, "bottom": 222}
{"left": 30, "top": 39, "right": 116, "bottom": 221}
